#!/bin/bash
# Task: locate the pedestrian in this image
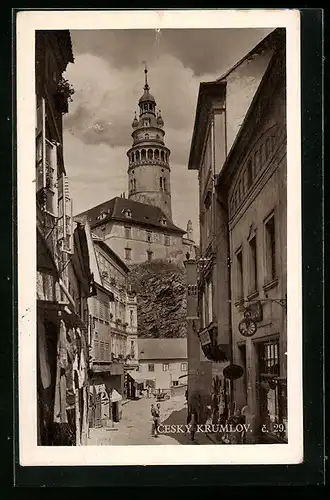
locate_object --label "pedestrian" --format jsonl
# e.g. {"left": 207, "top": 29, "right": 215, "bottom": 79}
{"left": 153, "top": 403, "right": 160, "bottom": 437}
{"left": 190, "top": 410, "right": 198, "bottom": 442}
{"left": 151, "top": 403, "right": 160, "bottom": 437}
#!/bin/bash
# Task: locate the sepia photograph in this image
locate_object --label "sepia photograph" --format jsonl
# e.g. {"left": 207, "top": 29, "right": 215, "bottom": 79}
{"left": 17, "top": 9, "right": 303, "bottom": 466}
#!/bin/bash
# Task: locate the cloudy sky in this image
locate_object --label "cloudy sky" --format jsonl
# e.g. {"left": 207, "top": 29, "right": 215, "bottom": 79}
{"left": 63, "top": 28, "right": 272, "bottom": 239}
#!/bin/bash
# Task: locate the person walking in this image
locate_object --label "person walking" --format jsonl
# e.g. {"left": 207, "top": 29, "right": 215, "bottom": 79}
{"left": 190, "top": 410, "right": 198, "bottom": 442}
{"left": 151, "top": 403, "right": 160, "bottom": 437}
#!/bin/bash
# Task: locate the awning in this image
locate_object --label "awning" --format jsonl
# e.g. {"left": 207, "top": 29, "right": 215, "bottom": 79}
{"left": 128, "top": 372, "right": 146, "bottom": 383}
{"left": 110, "top": 389, "right": 122, "bottom": 403}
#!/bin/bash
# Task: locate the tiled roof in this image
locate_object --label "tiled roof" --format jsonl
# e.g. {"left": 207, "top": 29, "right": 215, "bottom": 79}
{"left": 75, "top": 197, "right": 185, "bottom": 234}
{"left": 138, "top": 338, "right": 187, "bottom": 360}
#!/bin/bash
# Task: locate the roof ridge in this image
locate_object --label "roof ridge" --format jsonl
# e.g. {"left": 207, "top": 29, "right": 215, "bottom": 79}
{"left": 216, "top": 28, "right": 276, "bottom": 82}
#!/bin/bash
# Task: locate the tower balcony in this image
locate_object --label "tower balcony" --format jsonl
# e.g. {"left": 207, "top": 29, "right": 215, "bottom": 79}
{"left": 133, "top": 137, "right": 164, "bottom": 146}
{"left": 128, "top": 159, "right": 170, "bottom": 170}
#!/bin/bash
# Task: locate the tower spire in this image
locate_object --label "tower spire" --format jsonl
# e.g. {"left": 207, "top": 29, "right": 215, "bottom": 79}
{"left": 143, "top": 61, "right": 149, "bottom": 90}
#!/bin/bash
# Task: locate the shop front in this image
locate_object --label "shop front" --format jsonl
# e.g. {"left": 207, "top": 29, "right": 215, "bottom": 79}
{"left": 37, "top": 301, "right": 90, "bottom": 446}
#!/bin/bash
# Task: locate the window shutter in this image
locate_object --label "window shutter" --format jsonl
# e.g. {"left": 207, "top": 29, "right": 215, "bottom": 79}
{"left": 36, "top": 98, "right": 46, "bottom": 193}
{"left": 57, "top": 174, "right": 73, "bottom": 253}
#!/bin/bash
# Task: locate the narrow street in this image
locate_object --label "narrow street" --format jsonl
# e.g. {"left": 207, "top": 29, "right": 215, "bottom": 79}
{"left": 88, "top": 394, "right": 213, "bottom": 446}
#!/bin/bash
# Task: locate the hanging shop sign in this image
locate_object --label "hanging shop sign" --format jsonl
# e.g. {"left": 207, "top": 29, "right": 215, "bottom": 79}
{"left": 199, "top": 328, "right": 211, "bottom": 346}
{"left": 238, "top": 318, "right": 257, "bottom": 337}
{"left": 243, "top": 300, "right": 263, "bottom": 322}
{"left": 223, "top": 364, "right": 244, "bottom": 381}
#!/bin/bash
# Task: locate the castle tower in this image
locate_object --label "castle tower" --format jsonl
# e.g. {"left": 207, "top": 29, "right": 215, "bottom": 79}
{"left": 186, "top": 220, "right": 193, "bottom": 241}
{"left": 127, "top": 65, "right": 172, "bottom": 219}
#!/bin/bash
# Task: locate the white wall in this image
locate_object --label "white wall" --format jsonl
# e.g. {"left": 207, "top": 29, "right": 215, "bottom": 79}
{"left": 225, "top": 48, "right": 274, "bottom": 155}
{"left": 138, "top": 359, "right": 188, "bottom": 389}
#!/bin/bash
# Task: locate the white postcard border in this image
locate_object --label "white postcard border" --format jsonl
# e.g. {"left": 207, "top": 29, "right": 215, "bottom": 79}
{"left": 17, "top": 8, "right": 303, "bottom": 466}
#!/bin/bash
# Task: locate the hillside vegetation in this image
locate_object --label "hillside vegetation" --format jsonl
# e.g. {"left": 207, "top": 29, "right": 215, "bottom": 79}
{"left": 128, "top": 259, "right": 187, "bottom": 338}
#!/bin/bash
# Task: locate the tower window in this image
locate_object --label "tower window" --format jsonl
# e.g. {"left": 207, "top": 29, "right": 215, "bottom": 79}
{"left": 154, "top": 149, "right": 159, "bottom": 159}
{"left": 146, "top": 231, "right": 152, "bottom": 243}
{"left": 136, "top": 151, "right": 140, "bottom": 161}
{"left": 163, "top": 178, "right": 166, "bottom": 192}
{"left": 125, "top": 248, "right": 132, "bottom": 261}
{"left": 165, "top": 235, "right": 170, "bottom": 246}
{"left": 124, "top": 227, "right": 131, "bottom": 239}
{"left": 145, "top": 133, "right": 149, "bottom": 140}
{"left": 141, "top": 149, "right": 146, "bottom": 161}
{"left": 148, "top": 149, "right": 153, "bottom": 160}
{"left": 161, "top": 151, "right": 165, "bottom": 161}
{"left": 160, "top": 177, "right": 163, "bottom": 190}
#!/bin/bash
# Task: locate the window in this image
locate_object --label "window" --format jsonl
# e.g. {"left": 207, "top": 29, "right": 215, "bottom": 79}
{"left": 123, "top": 208, "right": 132, "bottom": 218}
{"left": 165, "top": 235, "right": 170, "bottom": 246}
{"left": 147, "top": 250, "right": 153, "bottom": 262}
{"left": 163, "top": 363, "right": 169, "bottom": 371}
{"left": 160, "top": 177, "right": 163, "bottom": 190}
{"left": 172, "top": 380, "right": 179, "bottom": 387}
{"left": 265, "top": 214, "right": 276, "bottom": 282}
{"left": 146, "top": 231, "right": 152, "bottom": 243}
{"left": 36, "top": 100, "right": 59, "bottom": 215}
{"left": 236, "top": 248, "right": 244, "bottom": 300}
{"left": 207, "top": 280, "right": 213, "bottom": 324}
{"left": 202, "top": 290, "right": 206, "bottom": 328}
{"left": 163, "top": 178, "right": 166, "bottom": 191}
{"left": 258, "top": 339, "right": 287, "bottom": 441}
{"left": 148, "top": 364, "right": 155, "bottom": 372}
{"left": 249, "top": 235, "right": 258, "bottom": 292}
{"left": 125, "top": 227, "right": 131, "bottom": 239}
{"left": 181, "top": 363, "right": 187, "bottom": 371}
{"left": 130, "top": 309, "right": 134, "bottom": 326}
{"left": 57, "top": 174, "right": 73, "bottom": 253}
{"left": 125, "top": 248, "right": 131, "bottom": 261}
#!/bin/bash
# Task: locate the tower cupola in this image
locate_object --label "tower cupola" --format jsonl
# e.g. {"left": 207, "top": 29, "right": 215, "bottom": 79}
{"left": 126, "top": 64, "right": 173, "bottom": 220}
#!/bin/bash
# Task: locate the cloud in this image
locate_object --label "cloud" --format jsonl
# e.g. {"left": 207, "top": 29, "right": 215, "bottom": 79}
{"left": 63, "top": 52, "right": 213, "bottom": 152}
{"left": 70, "top": 28, "right": 273, "bottom": 76}
{"left": 63, "top": 28, "right": 273, "bottom": 243}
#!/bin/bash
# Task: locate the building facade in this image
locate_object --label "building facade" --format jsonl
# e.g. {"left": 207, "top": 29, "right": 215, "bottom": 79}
{"left": 219, "top": 37, "right": 287, "bottom": 443}
{"left": 75, "top": 68, "right": 197, "bottom": 266}
{"left": 135, "top": 339, "right": 188, "bottom": 393}
{"left": 184, "top": 258, "right": 213, "bottom": 424}
{"left": 188, "top": 29, "right": 286, "bottom": 442}
{"left": 85, "top": 226, "right": 138, "bottom": 426}
{"left": 36, "top": 30, "right": 96, "bottom": 446}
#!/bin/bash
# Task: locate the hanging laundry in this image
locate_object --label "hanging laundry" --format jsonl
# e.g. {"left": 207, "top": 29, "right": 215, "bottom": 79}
{"left": 78, "top": 348, "right": 86, "bottom": 389}
{"left": 72, "top": 352, "right": 79, "bottom": 393}
{"left": 37, "top": 318, "right": 51, "bottom": 390}
{"left": 54, "top": 319, "right": 69, "bottom": 424}
{"left": 58, "top": 320, "right": 69, "bottom": 370}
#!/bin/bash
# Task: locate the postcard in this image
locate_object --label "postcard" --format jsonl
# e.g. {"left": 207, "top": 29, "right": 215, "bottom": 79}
{"left": 17, "top": 8, "right": 303, "bottom": 466}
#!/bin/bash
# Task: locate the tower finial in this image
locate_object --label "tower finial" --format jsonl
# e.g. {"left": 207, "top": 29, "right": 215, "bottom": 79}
{"left": 143, "top": 61, "right": 149, "bottom": 90}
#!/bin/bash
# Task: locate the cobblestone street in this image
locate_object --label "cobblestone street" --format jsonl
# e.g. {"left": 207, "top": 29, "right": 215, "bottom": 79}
{"left": 88, "top": 394, "right": 213, "bottom": 446}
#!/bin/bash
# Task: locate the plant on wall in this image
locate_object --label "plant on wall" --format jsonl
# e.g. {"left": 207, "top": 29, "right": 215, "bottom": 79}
{"left": 57, "top": 77, "right": 75, "bottom": 102}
